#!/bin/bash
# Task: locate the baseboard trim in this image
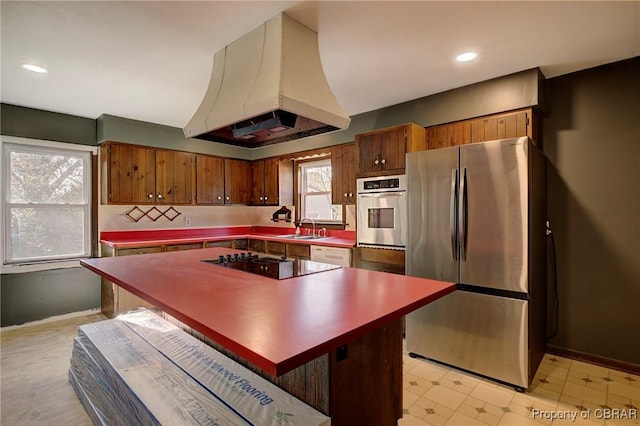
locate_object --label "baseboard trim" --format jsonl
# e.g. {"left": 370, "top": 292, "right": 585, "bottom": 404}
{"left": 0, "top": 308, "right": 102, "bottom": 330}
{"left": 547, "top": 345, "right": 640, "bottom": 375}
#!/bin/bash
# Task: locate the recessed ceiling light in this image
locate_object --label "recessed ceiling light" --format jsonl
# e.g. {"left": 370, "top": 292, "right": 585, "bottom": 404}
{"left": 21, "top": 63, "right": 48, "bottom": 73}
{"left": 456, "top": 52, "right": 477, "bottom": 63}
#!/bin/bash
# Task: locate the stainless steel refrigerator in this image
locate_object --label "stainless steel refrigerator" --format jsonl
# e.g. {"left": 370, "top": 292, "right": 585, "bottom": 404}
{"left": 405, "top": 137, "right": 546, "bottom": 391}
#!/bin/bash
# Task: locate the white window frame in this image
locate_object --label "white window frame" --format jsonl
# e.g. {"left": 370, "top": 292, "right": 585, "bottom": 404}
{"left": 2, "top": 136, "right": 94, "bottom": 268}
{"left": 298, "top": 158, "right": 341, "bottom": 223}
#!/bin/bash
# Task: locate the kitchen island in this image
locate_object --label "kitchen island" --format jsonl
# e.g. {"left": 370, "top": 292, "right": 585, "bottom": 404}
{"left": 81, "top": 247, "right": 455, "bottom": 425}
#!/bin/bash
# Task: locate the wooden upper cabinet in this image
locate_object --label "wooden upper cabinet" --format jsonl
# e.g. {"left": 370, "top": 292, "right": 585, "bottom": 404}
{"left": 426, "top": 121, "right": 471, "bottom": 149}
{"left": 355, "top": 123, "right": 425, "bottom": 177}
{"left": 426, "top": 108, "right": 537, "bottom": 150}
{"left": 195, "top": 154, "right": 225, "bottom": 205}
{"left": 251, "top": 158, "right": 279, "bottom": 205}
{"left": 102, "top": 143, "right": 156, "bottom": 204}
{"left": 155, "top": 150, "right": 195, "bottom": 204}
{"left": 224, "top": 158, "right": 251, "bottom": 205}
{"left": 331, "top": 143, "right": 356, "bottom": 205}
{"left": 102, "top": 143, "right": 195, "bottom": 205}
{"left": 470, "top": 109, "right": 532, "bottom": 143}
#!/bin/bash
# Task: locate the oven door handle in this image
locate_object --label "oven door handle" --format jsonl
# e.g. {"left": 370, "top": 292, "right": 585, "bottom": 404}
{"left": 357, "top": 192, "right": 405, "bottom": 198}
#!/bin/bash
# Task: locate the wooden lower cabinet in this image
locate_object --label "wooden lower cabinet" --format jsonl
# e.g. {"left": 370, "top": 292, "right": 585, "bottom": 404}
{"left": 354, "top": 247, "right": 405, "bottom": 275}
{"left": 248, "top": 239, "right": 266, "bottom": 253}
{"left": 100, "top": 245, "right": 162, "bottom": 318}
{"left": 286, "top": 243, "right": 310, "bottom": 259}
{"left": 180, "top": 317, "right": 403, "bottom": 425}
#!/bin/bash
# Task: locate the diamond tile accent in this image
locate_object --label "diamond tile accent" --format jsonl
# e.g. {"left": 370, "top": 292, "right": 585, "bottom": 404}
{"left": 501, "top": 407, "right": 512, "bottom": 413}
{"left": 624, "top": 376, "right": 636, "bottom": 382}
{"left": 603, "top": 377, "right": 613, "bottom": 382}
{"left": 625, "top": 404, "right": 637, "bottom": 410}
{"left": 453, "top": 380, "right": 463, "bottom": 385}
{"left": 581, "top": 377, "right": 593, "bottom": 383}
{"left": 576, "top": 405, "right": 589, "bottom": 411}
{"left": 539, "top": 378, "right": 550, "bottom": 384}
{"left": 431, "top": 381, "right": 440, "bottom": 385}
{"left": 410, "top": 381, "right": 418, "bottom": 386}
{"left": 475, "top": 407, "right": 486, "bottom": 413}
{"left": 425, "top": 408, "right": 436, "bottom": 414}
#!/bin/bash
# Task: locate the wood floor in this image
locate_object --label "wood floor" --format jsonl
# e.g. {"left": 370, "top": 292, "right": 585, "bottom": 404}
{"left": 1, "top": 313, "right": 103, "bottom": 425}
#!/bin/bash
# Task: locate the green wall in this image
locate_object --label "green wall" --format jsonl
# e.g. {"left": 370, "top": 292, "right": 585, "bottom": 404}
{"left": 543, "top": 57, "right": 640, "bottom": 365}
{"left": 0, "top": 103, "right": 96, "bottom": 145}
{"left": 0, "top": 105, "right": 100, "bottom": 326}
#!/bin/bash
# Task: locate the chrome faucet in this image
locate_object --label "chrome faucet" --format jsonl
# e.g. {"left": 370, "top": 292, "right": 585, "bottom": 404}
{"left": 300, "top": 217, "right": 316, "bottom": 237}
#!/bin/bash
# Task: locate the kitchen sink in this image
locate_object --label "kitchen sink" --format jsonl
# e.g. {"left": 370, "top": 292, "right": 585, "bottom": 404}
{"left": 273, "top": 234, "right": 328, "bottom": 240}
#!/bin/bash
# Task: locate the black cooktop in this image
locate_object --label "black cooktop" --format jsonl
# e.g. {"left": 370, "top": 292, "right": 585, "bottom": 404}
{"left": 201, "top": 252, "right": 341, "bottom": 280}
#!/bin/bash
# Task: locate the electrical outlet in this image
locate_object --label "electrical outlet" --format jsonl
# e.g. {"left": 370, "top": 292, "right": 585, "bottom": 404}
{"left": 185, "top": 217, "right": 192, "bottom": 227}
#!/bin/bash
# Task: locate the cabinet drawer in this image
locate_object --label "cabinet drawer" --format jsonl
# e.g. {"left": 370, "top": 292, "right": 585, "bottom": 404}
{"left": 205, "top": 240, "right": 233, "bottom": 248}
{"left": 116, "top": 246, "right": 163, "bottom": 256}
{"left": 357, "top": 260, "right": 405, "bottom": 275}
{"left": 358, "top": 247, "right": 405, "bottom": 266}
{"left": 233, "top": 239, "right": 248, "bottom": 250}
{"left": 166, "top": 243, "right": 203, "bottom": 251}
{"left": 287, "top": 243, "right": 311, "bottom": 259}
{"left": 249, "top": 239, "right": 265, "bottom": 253}
{"left": 266, "top": 241, "right": 286, "bottom": 255}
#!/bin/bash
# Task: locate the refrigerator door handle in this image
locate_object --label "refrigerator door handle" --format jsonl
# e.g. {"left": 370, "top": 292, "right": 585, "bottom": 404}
{"left": 460, "top": 167, "right": 468, "bottom": 261}
{"left": 450, "top": 169, "right": 458, "bottom": 261}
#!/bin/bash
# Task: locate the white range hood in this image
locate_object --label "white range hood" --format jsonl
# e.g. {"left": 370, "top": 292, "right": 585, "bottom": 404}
{"left": 183, "top": 13, "right": 351, "bottom": 147}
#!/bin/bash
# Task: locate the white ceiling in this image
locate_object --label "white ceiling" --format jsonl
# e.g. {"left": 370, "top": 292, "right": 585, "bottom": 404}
{"left": 2, "top": 1, "right": 639, "bottom": 131}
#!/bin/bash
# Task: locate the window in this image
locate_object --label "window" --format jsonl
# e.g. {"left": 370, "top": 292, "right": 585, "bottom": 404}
{"left": 3, "top": 142, "right": 92, "bottom": 264}
{"left": 298, "top": 159, "right": 341, "bottom": 222}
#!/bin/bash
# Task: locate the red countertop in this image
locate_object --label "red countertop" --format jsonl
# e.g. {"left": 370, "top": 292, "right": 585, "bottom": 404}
{"left": 81, "top": 247, "right": 454, "bottom": 377}
{"left": 100, "top": 226, "right": 356, "bottom": 249}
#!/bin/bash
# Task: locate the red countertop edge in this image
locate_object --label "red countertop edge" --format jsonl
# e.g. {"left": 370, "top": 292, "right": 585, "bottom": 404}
{"left": 80, "top": 249, "right": 454, "bottom": 377}
{"left": 100, "top": 226, "right": 356, "bottom": 249}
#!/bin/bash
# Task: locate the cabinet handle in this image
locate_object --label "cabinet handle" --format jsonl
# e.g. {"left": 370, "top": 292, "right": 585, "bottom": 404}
{"left": 349, "top": 192, "right": 353, "bottom": 197}
{"left": 226, "top": 196, "right": 230, "bottom": 201}
{"left": 157, "top": 194, "right": 163, "bottom": 200}
{"left": 264, "top": 196, "right": 268, "bottom": 201}
{"left": 374, "top": 158, "right": 379, "bottom": 165}
{"left": 148, "top": 193, "right": 154, "bottom": 199}
{"left": 344, "top": 192, "right": 348, "bottom": 197}
{"left": 259, "top": 196, "right": 263, "bottom": 201}
{"left": 381, "top": 158, "right": 386, "bottom": 164}
{"left": 217, "top": 195, "right": 222, "bottom": 200}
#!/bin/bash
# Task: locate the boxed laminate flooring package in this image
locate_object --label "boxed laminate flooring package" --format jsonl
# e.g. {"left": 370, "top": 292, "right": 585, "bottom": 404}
{"left": 69, "top": 309, "right": 330, "bottom": 426}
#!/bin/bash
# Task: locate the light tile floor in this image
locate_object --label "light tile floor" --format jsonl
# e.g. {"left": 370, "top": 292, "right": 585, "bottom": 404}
{"left": 2, "top": 314, "right": 638, "bottom": 426}
{"left": 401, "top": 351, "right": 640, "bottom": 426}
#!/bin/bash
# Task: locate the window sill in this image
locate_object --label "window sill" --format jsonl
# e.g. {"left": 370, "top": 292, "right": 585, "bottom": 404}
{"left": 1, "top": 259, "right": 86, "bottom": 274}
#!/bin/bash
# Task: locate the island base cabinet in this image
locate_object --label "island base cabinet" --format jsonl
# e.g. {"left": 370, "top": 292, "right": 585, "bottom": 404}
{"left": 167, "top": 313, "right": 403, "bottom": 425}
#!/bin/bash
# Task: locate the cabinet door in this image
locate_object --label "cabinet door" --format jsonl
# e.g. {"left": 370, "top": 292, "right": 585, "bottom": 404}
{"left": 427, "top": 122, "right": 471, "bottom": 149}
{"left": 263, "top": 157, "right": 279, "bottom": 205}
{"left": 155, "top": 150, "right": 195, "bottom": 204}
{"left": 251, "top": 159, "right": 265, "bottom": 204}
{"left": 357, "top": 132, "right": 381, "bottom": 175}
{"left": 471, "top": 110, "right": 529, "bottom": 143}
{"left": 331, "top": 143, "right": 356, "bottom": 205}
{"left": 107, "top": 143, "right": 155, "bottom": 204}
{"left": 379, "top": 126, "right": 406, "bottom": 172}
{"left": 224, "top": 158, "right": 251, "bottom": 204}
{"left": 196, "top": 155, "right": 225, "bottom": 204}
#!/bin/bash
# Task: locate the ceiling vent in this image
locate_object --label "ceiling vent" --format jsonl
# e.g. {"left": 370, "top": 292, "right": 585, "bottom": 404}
{"left": 183, "top": 13, "right": 351, "bottom": 148}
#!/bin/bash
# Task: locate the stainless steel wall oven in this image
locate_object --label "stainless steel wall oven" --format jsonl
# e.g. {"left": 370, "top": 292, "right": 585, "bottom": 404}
{"left": 356, "top": 174, "right": 407, "bottom": 249}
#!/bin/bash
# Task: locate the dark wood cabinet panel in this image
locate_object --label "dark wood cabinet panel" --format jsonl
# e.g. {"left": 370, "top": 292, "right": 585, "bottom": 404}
{"left": 355, "top": 123, "right": 425, "bottom": 177}
{"left": 102, "top": 143, "right": 155, "bottom": 204}
{"left": 471, "top": 110, "right": 531, "bottom": 143}
{"left": 252, "top": 158, "right": 279, "bottom": 205}
{"left": 155, "top": 150, "right": 195, "bottom": 204}
{"left": 102, "top": 143, "right": 194, "bottom": 205}
{"left": 331, "top": 143, "right": 356, "bottom": 205}
{"left": 224, "top": 158, "right": 251, "bottom": 205}
{"left": 426, "top": 121, "right": 471, "bottom": 149}
{"left": 196, "top": 154, "right": 225, "bottom": 205}
{"left": 354, "top": 247, "right": 405, "bottom": 275}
